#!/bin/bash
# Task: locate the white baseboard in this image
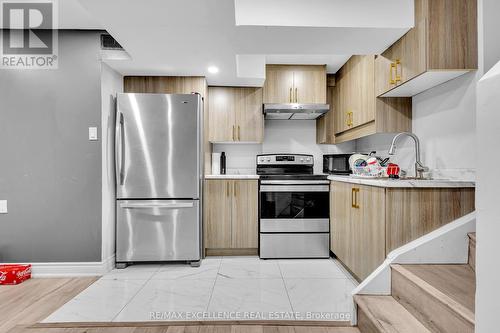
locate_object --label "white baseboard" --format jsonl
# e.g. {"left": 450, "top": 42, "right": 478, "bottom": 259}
{"left": 28, "top": 254, "right": 115, "bottom": 278}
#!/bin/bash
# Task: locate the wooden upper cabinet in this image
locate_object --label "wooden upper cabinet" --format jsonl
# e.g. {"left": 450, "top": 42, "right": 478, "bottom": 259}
{"left": 263, "top": 65, "right": 295, "bottom": 103}
{"left": 208, "top": 87, "right": 263, "bottom": 143}
{"left": 292, "top": 65, "right": 327, "bottom": 103}
{"left": 316, "top": 75, "right": 336, "bottom": 144}
{"left": 235, "top": 88, "right": 264, "bottom": 142}
{"left": 263, "top": 65, "right": 326, "bottom": 104}
{"left": 376, "top": 0, "right": 478, "bottom": 97}
{"left": 333, "top": 55, "right": 412, "bottom": 144}
{"left": 208, "top": 87, "right": 236, "bottom": 142}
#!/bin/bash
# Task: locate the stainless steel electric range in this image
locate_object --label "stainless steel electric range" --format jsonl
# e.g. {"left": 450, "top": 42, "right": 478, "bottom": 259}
{"left": 257, "top": 154, "right": 330, "bottom": 259}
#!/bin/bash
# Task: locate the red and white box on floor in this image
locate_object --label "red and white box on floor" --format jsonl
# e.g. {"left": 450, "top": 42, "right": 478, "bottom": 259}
{"left": 0, "top": 264, "right": 32, "bottom": 285}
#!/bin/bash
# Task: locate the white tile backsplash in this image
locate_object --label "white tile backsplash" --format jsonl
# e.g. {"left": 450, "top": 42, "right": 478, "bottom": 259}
{"left": 212, "top": 120, "right": 356, "bottom": 175}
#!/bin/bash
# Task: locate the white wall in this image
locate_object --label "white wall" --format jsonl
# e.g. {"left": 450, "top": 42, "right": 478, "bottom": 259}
{"left": 213, "top": 120, "right": 355, "bottom": 174}
{"left": 356, "top": 70, "right": 478, "bottom": 181}
{"left": 476, "top": 1, "right": 500, "bottom": 331}
{"left": 476, "top": 60, "right": 500, "bottom": 333}
{"left": 355, "top": 12, "right": 480, "bottom": 182}
{"left": 100, "top": 63, "right": 123, "bottom": 263}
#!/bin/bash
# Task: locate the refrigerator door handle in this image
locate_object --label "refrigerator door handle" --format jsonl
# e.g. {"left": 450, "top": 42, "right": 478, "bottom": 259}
{"left": 120, "top": 202, "right": 195, "bottom": 209}
{"left": 115, "top": 112, "right": 125, "bottom": 185}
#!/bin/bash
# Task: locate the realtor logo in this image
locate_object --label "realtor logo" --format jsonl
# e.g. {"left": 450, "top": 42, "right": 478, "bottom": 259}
{"left": 0, "top": 0, "right": 58, "bottom": 69}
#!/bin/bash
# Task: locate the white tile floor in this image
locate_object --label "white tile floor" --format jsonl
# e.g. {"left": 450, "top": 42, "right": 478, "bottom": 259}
{"left": 43, "top": 256, "right": 357, "bottom": 323}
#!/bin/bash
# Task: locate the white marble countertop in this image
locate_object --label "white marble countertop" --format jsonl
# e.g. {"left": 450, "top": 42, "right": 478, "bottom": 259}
{"left": 327, "top": 175, "right": 475, "bottom": 188}
{"left": 205, "top": 174, "right": 260, "bottom": 179}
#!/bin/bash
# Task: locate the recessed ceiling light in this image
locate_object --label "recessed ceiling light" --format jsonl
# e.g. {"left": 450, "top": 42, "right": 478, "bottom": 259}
{"left": 207, "top": 66, "right": 219, "bottom": 74}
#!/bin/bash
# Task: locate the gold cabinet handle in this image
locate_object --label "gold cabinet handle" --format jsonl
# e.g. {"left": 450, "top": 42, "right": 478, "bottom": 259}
{"left": 346, "top": 111, "right": 353, "bottom": 127}
{"left": 237, "top": 125, "right": 240, "bottom": 141}
{"left": 351, "top": 188, "right": 360, "bottom": 209}
{"left": 395, "top": 59, "right": 401, "bottom": 83}
{"left": 289, "top": 87, "right": 292, "bottom": 103}
{"left": 232, "top": 125, "right": 235, "bottom": 141}
{"left": 390, "top": 62, "right": 397, "bottom": 84}
{"left": 295, "top": 87, "right": 298, "bottom": 103}
{"left": 233, "top": 182, "right": 237, "bottom": 196}
{"left": 226, "top": 182, "right": 230, "bottom": 197}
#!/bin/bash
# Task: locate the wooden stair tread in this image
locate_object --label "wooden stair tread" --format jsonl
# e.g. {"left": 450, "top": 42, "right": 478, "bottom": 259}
{"left": 394, "top": 264, "right": 475, "bottom": 314}
{"left": 468, "top": 232, "right": 476, "bottom": 243}
{"left": 354, "top": 295, "right": 431, "bottom": 332}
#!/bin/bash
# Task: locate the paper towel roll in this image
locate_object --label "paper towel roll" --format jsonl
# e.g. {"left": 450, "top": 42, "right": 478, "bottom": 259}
{"left": 211, "top": 153, "right": 221, "bottom": 175}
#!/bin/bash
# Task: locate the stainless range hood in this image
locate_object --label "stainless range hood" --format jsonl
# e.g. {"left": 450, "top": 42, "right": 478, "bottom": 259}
{"left": 263, "top": 103, "right": 329, "bottom": 120}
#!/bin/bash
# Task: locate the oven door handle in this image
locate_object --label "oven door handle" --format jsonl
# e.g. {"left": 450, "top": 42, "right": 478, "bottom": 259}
{"left": 260, "top": 185, "right": 330, "bottom": 192}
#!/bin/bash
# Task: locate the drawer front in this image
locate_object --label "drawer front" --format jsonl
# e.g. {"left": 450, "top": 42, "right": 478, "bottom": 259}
{"left": 259, "top": 233, "right": 329, "bottom": 259}
{"left": 260, "top": 219, "right": 329, "bottom": 233}
{"left": 117, "top": 199, "right": 200, "bottom": 262}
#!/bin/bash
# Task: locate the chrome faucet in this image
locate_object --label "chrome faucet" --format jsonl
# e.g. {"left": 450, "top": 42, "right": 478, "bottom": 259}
{"left": 388, "top": 132, "right": 429, "bottom": 179}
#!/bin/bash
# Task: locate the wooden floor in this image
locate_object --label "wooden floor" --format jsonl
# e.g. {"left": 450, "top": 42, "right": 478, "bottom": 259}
{"left": 0, "top": 278, "right": 359, "bottom": 333}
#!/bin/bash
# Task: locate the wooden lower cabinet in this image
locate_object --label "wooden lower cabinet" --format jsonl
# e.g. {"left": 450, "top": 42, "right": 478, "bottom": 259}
{"left": 204, "top": 179, "right": 232, "bottom": 248}
{"left": 204, "top": 179, "right": 258, "bottom": 255}
{"left": 331, "top": 182, "right": 385, "bottom": 281}
{"left": 330, "top": 181, "right": 475, "bottom": 281}
{"left": 231, "top": 180, "right": 258, "bottom": 248}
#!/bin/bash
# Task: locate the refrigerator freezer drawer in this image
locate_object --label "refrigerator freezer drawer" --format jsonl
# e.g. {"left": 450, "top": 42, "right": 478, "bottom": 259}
{"left": 116, "top": 199, "right": 200, "bottom": 262}
{"left": 259, "top": 233, "right": 330, "bottom": 259}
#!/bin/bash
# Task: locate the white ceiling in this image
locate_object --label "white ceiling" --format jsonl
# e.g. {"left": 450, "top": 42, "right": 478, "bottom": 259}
{"left": 58, "top": 0, "right": 102, "bottom": 29}
{"left": 74, "top": 0, "right": 414, "bottom": 86}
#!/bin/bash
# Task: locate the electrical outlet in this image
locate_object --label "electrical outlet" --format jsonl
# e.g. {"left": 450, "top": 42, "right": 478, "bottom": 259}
{"left": 0, "top": 200, "right": 7, "bottom": 214}
{"left": 88, "top": 127, "right": 98, "bottom": 141}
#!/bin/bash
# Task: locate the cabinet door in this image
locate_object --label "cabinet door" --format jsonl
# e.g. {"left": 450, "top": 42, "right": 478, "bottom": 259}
{"left": 235, "top": 88, "right": 264, "bottom": 142}
{"left": 334, "top": 69, "right": 348, "bottom": 134}
{"left": 316, "top": 86, "right": 335, "bottom": 144}
{"left": 399, "top": 17, "right": 427, "bottom": 83}
{"left": 375, "top": 39, "right": 404, "bottom": 97}
{"left": 231, "top": 180, "right": 258, "bottom": 248}
{"left": 375, "top": 19, "right": 426, "bottom": 96}
{"left": 292, "top": 65, "right": 327, "bottom": 103}
{"left": 330, "top": 182, "right": 353, "bottom": 263}
{"left": 350, "top": 56, "right": 375, "bottom": 128}
{"left": 204, "top": 180, "right": 232, "bottom": 248}
{"left": 208, "top": 87, "right": 236, "bottom": 142}
{"left": 350, "top": 185, "right": 386, "bottom": 280}
{"left": 263, "top": 65, "right": 294, "bottom": 104}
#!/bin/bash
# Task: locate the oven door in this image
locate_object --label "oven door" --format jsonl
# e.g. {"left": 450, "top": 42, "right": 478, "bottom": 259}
{"left": 259, "top": 183, "right": 329, "bottom": 232}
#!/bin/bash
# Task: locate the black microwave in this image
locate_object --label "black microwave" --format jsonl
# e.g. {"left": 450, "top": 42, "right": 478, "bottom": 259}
{"left": 323, "top": 154, "right": 354, "bottom": 175}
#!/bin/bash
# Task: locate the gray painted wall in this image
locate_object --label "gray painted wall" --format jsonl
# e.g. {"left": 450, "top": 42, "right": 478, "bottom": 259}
{"left": 0, "top": 30, "right": 103, "bottom": 262}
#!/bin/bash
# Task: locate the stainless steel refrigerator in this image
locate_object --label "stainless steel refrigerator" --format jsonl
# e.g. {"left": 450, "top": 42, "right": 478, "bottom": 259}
{"left": 115, "top": 93, "right": 203, "bottom": 267}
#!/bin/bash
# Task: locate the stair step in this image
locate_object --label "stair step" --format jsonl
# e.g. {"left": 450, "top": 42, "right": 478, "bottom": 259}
{"left": 354, "top": 295, "right": 431, "bottom": 332}
{"left": 391, "top": 264, "right": 475, "bottom": 333}
{"left": 468, "top": 233, "right": 476, "bottom": 271}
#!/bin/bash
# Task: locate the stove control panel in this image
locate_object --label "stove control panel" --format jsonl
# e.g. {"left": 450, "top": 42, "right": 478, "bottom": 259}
{"left": 257, "top": 154, "right": 313, "bottom": 166}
